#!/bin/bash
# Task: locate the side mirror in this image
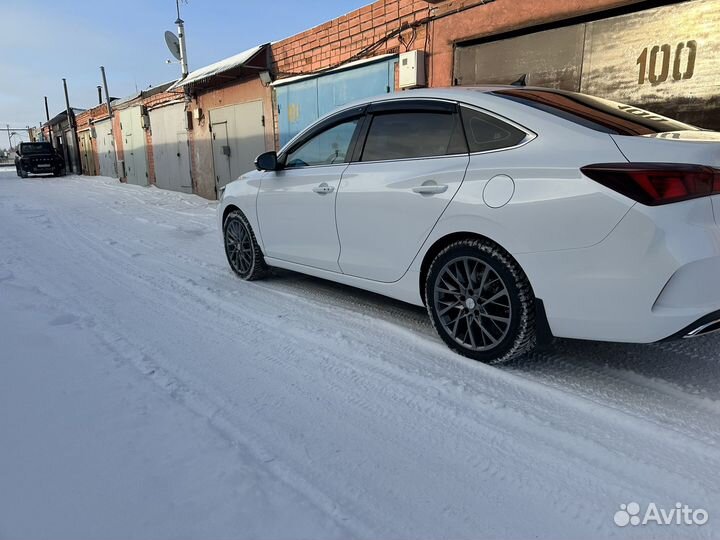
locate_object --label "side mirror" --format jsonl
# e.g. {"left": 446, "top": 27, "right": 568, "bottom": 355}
{"left": 255, "top": 151, "right": 280, "bottom": 171}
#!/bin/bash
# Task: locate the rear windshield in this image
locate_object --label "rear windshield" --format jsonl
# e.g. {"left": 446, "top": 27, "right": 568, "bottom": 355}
{"left": 21, "top": 143, "right": 54, "bottom": 155}
{"left": 493, "top": 88, "right": 697, "bottom": 136}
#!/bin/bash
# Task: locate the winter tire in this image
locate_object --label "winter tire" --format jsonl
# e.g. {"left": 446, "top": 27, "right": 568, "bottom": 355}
{"left": 223, "top": 210, "right": 268, "bottom": 281}
{"left": 426, "top": 238, "right": 536, "bottom": 364}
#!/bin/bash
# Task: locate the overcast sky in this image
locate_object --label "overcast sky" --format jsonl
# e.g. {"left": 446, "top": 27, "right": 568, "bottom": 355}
{"left": 1, "top": 0, "right": 367, "bottom": 136}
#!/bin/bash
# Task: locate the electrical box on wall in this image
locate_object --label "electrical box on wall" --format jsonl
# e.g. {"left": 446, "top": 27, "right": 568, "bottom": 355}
{"left": 399, "top": 50, "right": 426, "bottom": 89}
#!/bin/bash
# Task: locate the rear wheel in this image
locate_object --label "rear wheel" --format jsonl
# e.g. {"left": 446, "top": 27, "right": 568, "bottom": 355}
{"left": 426, "top": 238, "right": 536, "bottom": 364}
{"left": 223, "top": 210, "right": 268, "bottom": 281}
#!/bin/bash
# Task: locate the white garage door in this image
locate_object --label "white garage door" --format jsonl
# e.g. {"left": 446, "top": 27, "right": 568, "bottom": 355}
{"left": 149, "top": 103, "right": 192, "bottom": 194}
{"left": 94, "top": 119, "right": 117, "bottom": 178}
{"left": 119, "top": 107, "right": 149, "bottom": 186}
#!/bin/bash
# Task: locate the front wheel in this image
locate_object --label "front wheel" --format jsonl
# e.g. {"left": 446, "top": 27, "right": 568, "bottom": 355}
{"left": 426, "top": 238, "right": 536, "bottom": 364}
{"left": 223, "top": 210, "right": 268, "bottom": 281}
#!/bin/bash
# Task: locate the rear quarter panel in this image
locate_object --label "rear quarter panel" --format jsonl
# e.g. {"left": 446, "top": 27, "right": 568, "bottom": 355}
{"left": 432, "top": 127, "right": 632, "bottom": 255}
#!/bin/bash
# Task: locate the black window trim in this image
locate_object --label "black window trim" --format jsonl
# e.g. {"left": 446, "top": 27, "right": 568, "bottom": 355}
{"left": 278, "top": 105, "right": 368, "bottom": 170}
{"left": 457, "top": 103, "right": 537, "bottom": 156}
{"left": 277, "top": 98, "right": 536, "bottom": 169}
{"left": 352, "top": 98, "right": 470, "bottom": 164}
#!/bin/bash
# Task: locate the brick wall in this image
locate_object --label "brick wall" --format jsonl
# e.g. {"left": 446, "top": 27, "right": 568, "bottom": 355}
{"left": 270, "top": 0, "right": 431, "bottom": 78}
{"left": 270, "top": 0, "right": 644, "bottom": 86}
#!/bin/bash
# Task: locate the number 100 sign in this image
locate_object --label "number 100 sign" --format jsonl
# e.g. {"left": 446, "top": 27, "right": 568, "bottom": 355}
{"left": 637, "top": 41, "right": 697, "bottom": 85}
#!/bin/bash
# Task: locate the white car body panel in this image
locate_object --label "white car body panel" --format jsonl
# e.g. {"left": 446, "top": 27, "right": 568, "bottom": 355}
{"left": 256, "top": 164, "right": 346, "bottom": 272}
{"left": 220, "top": 87, "right": 720, "bottom": 344}
{"left": 337, "top": 155, "right": 469, "bottom": 282}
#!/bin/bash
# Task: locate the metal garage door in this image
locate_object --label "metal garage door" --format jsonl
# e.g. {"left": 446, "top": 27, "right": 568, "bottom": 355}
{"left": 454, "top": 0, "right": 720, "bottom": 130}
{"left": 275, "top": 56, "right": 397, "bottom": 147}
{"left": 209, "top": 100, "right": 265, "bottom": 191}
{"left": 455, "top": 25, "right": 585, "bottom": 90}
{"left": 149, "top": 103, "right": 192, "bottom": 194}
{"left": 119, "top": 107, "right": 149, "bottom": 186}
{"left": 79, "top": 130, "right": 97, "bottom": 176}
{"left": 94, "top": 118, "right": 117, "bottom": 178}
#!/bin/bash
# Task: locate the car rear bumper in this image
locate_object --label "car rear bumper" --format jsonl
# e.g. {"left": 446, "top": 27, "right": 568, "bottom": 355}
{"left": 26, "top": 165, "right": 57, "bottom": 174}
{"left": 661, "top": 310, "right": 720, "bottom": 341}
{"left": 516, "top": 197, "right": 720, "bottom": 343}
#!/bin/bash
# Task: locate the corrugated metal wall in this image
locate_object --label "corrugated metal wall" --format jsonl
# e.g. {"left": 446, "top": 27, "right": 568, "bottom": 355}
{"left": 455, "top": 0, "right": 720, "bottom": 130}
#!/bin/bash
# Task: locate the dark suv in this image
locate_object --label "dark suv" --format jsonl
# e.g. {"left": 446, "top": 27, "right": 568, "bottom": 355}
{"left": 15, "top": 142, "right": 65, "bottom": 177}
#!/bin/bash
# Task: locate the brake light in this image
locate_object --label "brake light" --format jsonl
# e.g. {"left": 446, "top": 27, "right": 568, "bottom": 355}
{"left": 581, "top": 163, "right": 720, "bottom": 206}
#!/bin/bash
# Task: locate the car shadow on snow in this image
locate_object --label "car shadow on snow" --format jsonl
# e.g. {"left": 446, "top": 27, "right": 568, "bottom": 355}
{"left": 261, "top": 268, "right": 720, "bottom": 400}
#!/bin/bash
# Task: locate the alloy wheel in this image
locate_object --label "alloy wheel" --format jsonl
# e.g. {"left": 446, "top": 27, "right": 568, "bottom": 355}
{"left": 433, "top": 256, "right": 512, "bottom": 351}
{"left": 225, "top": 218, "right": 254, "bottom": 276}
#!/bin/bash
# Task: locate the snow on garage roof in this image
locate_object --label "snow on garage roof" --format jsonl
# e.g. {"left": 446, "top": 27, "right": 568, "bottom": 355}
{"left": 168, "top": 45, "right": 267, "bottom": 91}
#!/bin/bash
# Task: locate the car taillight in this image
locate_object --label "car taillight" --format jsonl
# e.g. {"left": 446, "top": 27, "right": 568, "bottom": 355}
{"left": 581, "top": 163, "right": 720, "bottom": 206}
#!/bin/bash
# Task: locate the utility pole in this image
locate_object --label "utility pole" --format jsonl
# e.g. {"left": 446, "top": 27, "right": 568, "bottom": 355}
{"left": 175, "top": 0, "right": 189, "bottom": 79}
{"left": 44, "top": 96, "right": 52, "bottom": 145}
{"left": 100, "top": 66, "right": 113, "bottom": 119}
{"left": 62, "top": 78, "right": 81, "bottom": 174}
{"left": 175, "top": 0, "right": 190, "bottom": 102}
{"left": 6, "top": 124, "right": 11, "bottom": 150}
{"left": 100, "top": 66, "right": 119, "bottom": 178}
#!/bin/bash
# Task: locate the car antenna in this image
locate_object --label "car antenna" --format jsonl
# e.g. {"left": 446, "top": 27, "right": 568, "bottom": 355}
{"left": 511, "top": 74, "right": 527, "bottom": 87}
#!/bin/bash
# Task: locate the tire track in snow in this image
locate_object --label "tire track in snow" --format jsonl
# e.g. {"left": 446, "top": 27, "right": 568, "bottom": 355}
{"left": 3, "top": 173, "right": 720, "bottom": 539}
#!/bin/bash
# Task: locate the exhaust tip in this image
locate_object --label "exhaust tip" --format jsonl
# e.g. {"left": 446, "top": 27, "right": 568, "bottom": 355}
{"left": 684, "top": 319, "right": 720, "bottom": 338}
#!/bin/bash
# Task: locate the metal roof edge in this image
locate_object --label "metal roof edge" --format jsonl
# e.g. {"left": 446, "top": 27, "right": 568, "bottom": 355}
{"left": 168, "top": 43, "right": 269, "bottom": 91}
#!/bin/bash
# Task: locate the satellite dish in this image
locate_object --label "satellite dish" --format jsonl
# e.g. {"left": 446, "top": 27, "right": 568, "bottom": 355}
{"left": 164, "top": 31, "right": 182, "bottom": 61}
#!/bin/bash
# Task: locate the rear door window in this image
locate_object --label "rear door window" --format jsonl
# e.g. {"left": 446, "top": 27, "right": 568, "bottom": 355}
{"left": 361, "top": 111, "right": 467, "bottom": 162}
{"left": 460, "top": 107, "right": 528, "bottom": 153}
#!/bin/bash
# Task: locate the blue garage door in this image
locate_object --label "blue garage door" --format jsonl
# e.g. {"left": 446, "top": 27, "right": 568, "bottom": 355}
{"left": 275, "top": 57, "right": 396, "bottom": 148}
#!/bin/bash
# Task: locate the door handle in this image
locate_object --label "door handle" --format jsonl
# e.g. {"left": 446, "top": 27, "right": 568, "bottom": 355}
{"left": 412, "top": 183, "right": 448, "bottom": 195}
{"left": 312, "top": 183, "right": 335, "bottom": 195}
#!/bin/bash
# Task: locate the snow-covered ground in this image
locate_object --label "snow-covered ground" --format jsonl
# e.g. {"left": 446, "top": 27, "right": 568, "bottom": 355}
{"left": 1, "top": 167, "right": 719, "bottom": 540}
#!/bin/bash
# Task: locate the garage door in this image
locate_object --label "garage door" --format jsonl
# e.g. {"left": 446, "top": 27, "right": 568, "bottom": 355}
{"left": 94, "top": 118, "right": 117, "bottom": 178}
{"left": 119, "top": 107, "right": 149, "bottom": 186}
{"left": 209, "top": 100, "right": 266, "bottom": 191}
{"left": 79, "top": 130, "right": 97, "bottom": 176}
{"left": 454, "top": 0, "right": 720, "bottom": 130}
{"left": 149, "top": 103, "right": 192, "bottom": 194}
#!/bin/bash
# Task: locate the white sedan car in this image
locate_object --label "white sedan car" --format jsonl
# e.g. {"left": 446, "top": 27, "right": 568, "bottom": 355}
{"left": 219, "top": 87, "right": 720, "bottom": 364}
